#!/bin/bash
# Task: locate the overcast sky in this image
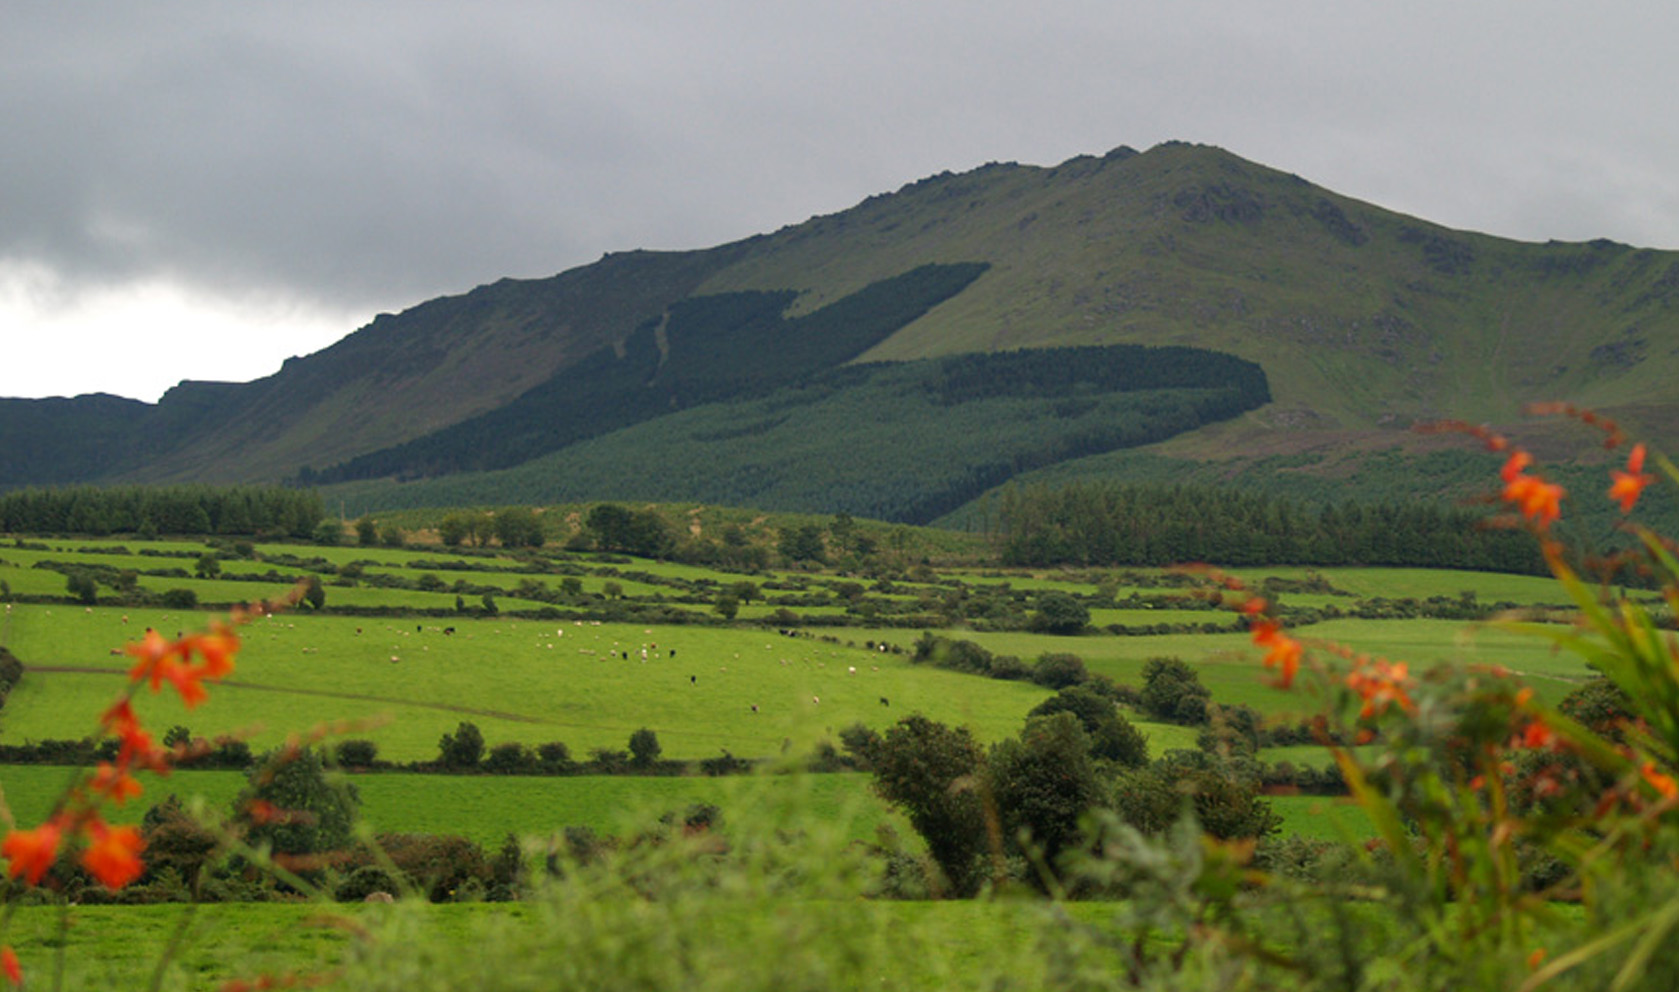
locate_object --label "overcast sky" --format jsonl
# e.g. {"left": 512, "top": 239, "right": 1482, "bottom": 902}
{"left": 5, "top": 2, "right": 1677, "bottom": 402}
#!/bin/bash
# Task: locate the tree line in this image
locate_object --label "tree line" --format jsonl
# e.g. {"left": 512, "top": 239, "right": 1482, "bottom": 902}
{"left": 0, "top": 485, "right": 325, "bottom": 539}
{"left": 987, "top": 481, "right": 1545, "bottom": 571}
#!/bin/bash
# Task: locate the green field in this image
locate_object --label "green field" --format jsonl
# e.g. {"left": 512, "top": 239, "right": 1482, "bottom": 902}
{"left": 0, "top": 540, "right": 1601, "bottom": 858}
{"left": 0, "top": 766, "right": 915, "bottom": 848}
{"left": 0, "top": 894, "right": 1122, "bottom": 992}
{"left": 1, "top": 606, "right": 1053, "bottom": 762}
{"left": 0, "top": 543, "right": 1601, "bottom": 767}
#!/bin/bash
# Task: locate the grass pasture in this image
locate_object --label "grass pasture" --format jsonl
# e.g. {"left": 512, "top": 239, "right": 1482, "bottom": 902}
{"left": 0, "top": 895, "right": 1117, "bottom": 992}
{"left": 857, "top": 614, "right": 1595, "bottom": 715}
{"left": 1, "top": 605, "right": 1053, "bottom": 763}
{"left": 0, "top": 547, "right": 1603, "bottom": 769}
{"left": 0, "top": 765, "right": 913, "bottom": 848}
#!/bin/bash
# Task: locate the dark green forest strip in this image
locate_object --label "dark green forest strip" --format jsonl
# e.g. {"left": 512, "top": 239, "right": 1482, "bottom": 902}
{"left": 309, "top": 263, "right": 990, "bottom": 483}
{"left": 988, "top": 481, "right": 1545, "bottom": 570}
{"left": 325, "top": 343, "right": 1268, "bottom": 523}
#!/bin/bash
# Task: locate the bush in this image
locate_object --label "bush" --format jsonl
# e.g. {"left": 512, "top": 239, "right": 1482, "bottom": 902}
{"left": 139, "top": 796, "right": 220, "bottom": 890}
{"left": 536, "top": 741, "right": 574, "bottom": 773}
{"left": 1028, "top": 684, "right": 1149, "bottom": 767}
{"left": 1030, "top": 652, "right": 1089, "bottom": 689}
{"left": 590, "top": 748, "right": 629, "bottom": 774}
{"left": 628, "top": 729, "right": 662, "bottom": 769}
{"left": 700, "top": 750, "right": 751, "bottom": 776}
{"left": 335, "top": 740, "right": 379, "bottom": 768}
{"left": 438, "top": 722, "right": 485, "bottom": 769}
{"left": 335, "top": 864, "right": 399, "bottom": 901}
{"left": 357, "top": 834, "right": 490, "bottom": 903}
{"left": 985, "top": 713, "right": 1104, "bottom": 882}
{"left": 868, "top": 715, "right": 987, "bottom": 896}
{"left": 66, "top": 571, "right": 97, "bottom": 605}
{"left": 1029, "top": 591, "right": 1089, "bottom": 634}
{"left": 159, "top": 588, "right": 198, "bottom": 610}
{"left": 1114, "top": 755, "right": 1280, "bottom": 840}
{"left": 485, "top": 742, "right": 537, "bottom": 774}
{"left": 236, "top": 747, "right": 360, "bottom": 858}
{"left": 1139, "top": 656, "right": 1212, "bottom": 725}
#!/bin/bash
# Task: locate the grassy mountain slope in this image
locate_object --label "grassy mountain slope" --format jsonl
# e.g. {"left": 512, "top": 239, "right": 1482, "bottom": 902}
{"left": 138, "top": 245, "right": 758, "bottom": 483}
{"left": 309, "top": 263, "right": 991, "bottom": 484}
{"left": 695, "top": 143, "right": 1679, "bottom": 436}
{"left": 319, "top": 344, "right": 1270, "bottom": 522}
{"left": 5, "top": 141, "right": 1679, "bottom": 513}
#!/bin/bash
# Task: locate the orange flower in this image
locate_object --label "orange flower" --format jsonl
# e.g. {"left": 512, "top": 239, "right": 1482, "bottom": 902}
{"left": 1, "top": 946, "right": 19, "bottom": 986}
{"left": 244, "top": 799, "right": 283, "bottom": 825}
{"left": 88, "top": 762, "right": 145, "bottom": 805}
{"left": 99, "top": 698, "right": 140, "bottom": 735}
{"left": 1641, "top": 761, "right": 1679, "bottom": 800}
{"left": 1608, "top": 442, "right": 1654, "bottom": 513}
{"left": 1498, "top": 448, "right": 1566, "bottom": 529}
{"left": 1251, "top": 619, "right": 1302, "bottom": 688}
{"left": 1500, "top": 450, "right": 1533, "bottom": 483}
{"left": 1519, "top": 719, "right": 1558, "bottom": 751}
{"left": 81, "top": 819, "right": 144, "bottom": 889}
{"left": 126, "top": 628, "right": 184, "bottom": 689}
{"left": 189, "top": 626, "right": 240, "bottom": 680}
{"left": 1345, "top": 659, "right": 1414, "bottom": 718}
{"left": 2, "top": 820, "right": 63, "bottom": 885}
{"left": 161, "top": 664, "right": 211, "bottom": 709}
{"left": 1504, "top": 474, "right": 1566, "bottom": 529}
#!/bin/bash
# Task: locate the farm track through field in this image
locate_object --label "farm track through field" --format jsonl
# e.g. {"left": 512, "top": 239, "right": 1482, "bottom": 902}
{"left": 24, "top": 665, "right": 549, "bottom": 724}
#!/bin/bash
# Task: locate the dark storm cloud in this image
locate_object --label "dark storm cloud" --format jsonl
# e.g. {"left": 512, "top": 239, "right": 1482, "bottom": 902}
{"left": 4, "top": 1, "right": 1679, "bottom": 375}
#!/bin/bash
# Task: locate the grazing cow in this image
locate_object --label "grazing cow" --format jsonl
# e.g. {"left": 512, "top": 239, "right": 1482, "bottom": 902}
{"left": 750, "top": 704, "right": 759, "bottom": 713}
{"left": 880, "top": 697, "right": 890, "bottom": 707}
{"left": 443, "top": 627, "right": 455, "bottom": 635}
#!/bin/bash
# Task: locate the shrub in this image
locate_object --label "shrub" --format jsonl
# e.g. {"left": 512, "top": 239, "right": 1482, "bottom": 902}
{"left": 536, "top": 741, "right": 574, "bottom": 773}
{"left": 139, "top": 796, "right": 220, "bottom": 890}
{"left": 868, "top": 715, "right": 987, "bottom": 896}
{"left": 1028, "top": 684, "right": 1149, "bottom": 767}
{"left": 1030, "top": 652, "right": 1089, "bottom": 689}
{"left": 335, "top": 740, "right": 379, "bottom": 768}
{"left": 335, "top": 864, "right": 399, "bottom": 902}
{"left": 358, "top": 834, "right": 490, "bottom": 903}
{"left": 590, "top": 748, "right": 629, "bottom": 774}
{"left": 1139, "top": 656, "right": 1212, "bottom": 725}
{"left": 628, "top": 729, "right": 662, "bottom": 769}
{"left": 160, "top": 588, "right": 198, "bottom": 610}
{"left": 66, "top": 571, "right": 97, "bottom": 605}
{"left": 438, "top": 722, "right": 485, "bottom": 769}
{"left": 236, "top": 746, "right": 360, "bottom": 858}
{"left": 485, "top": 742, "right": 537, "bottom": 774}
{"left": 1028, "top": 591, "right": 1089, "bottom": 634}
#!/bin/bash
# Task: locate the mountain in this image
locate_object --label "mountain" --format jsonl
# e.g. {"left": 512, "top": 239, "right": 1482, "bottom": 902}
{"left": 6, "top": 141, "right": 1679, "bottom": 521}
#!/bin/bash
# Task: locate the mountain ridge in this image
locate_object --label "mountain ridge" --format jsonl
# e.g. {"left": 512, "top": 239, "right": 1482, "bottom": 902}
{"left": 5, "top": 141, "right": 1678, "bottom": 519}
